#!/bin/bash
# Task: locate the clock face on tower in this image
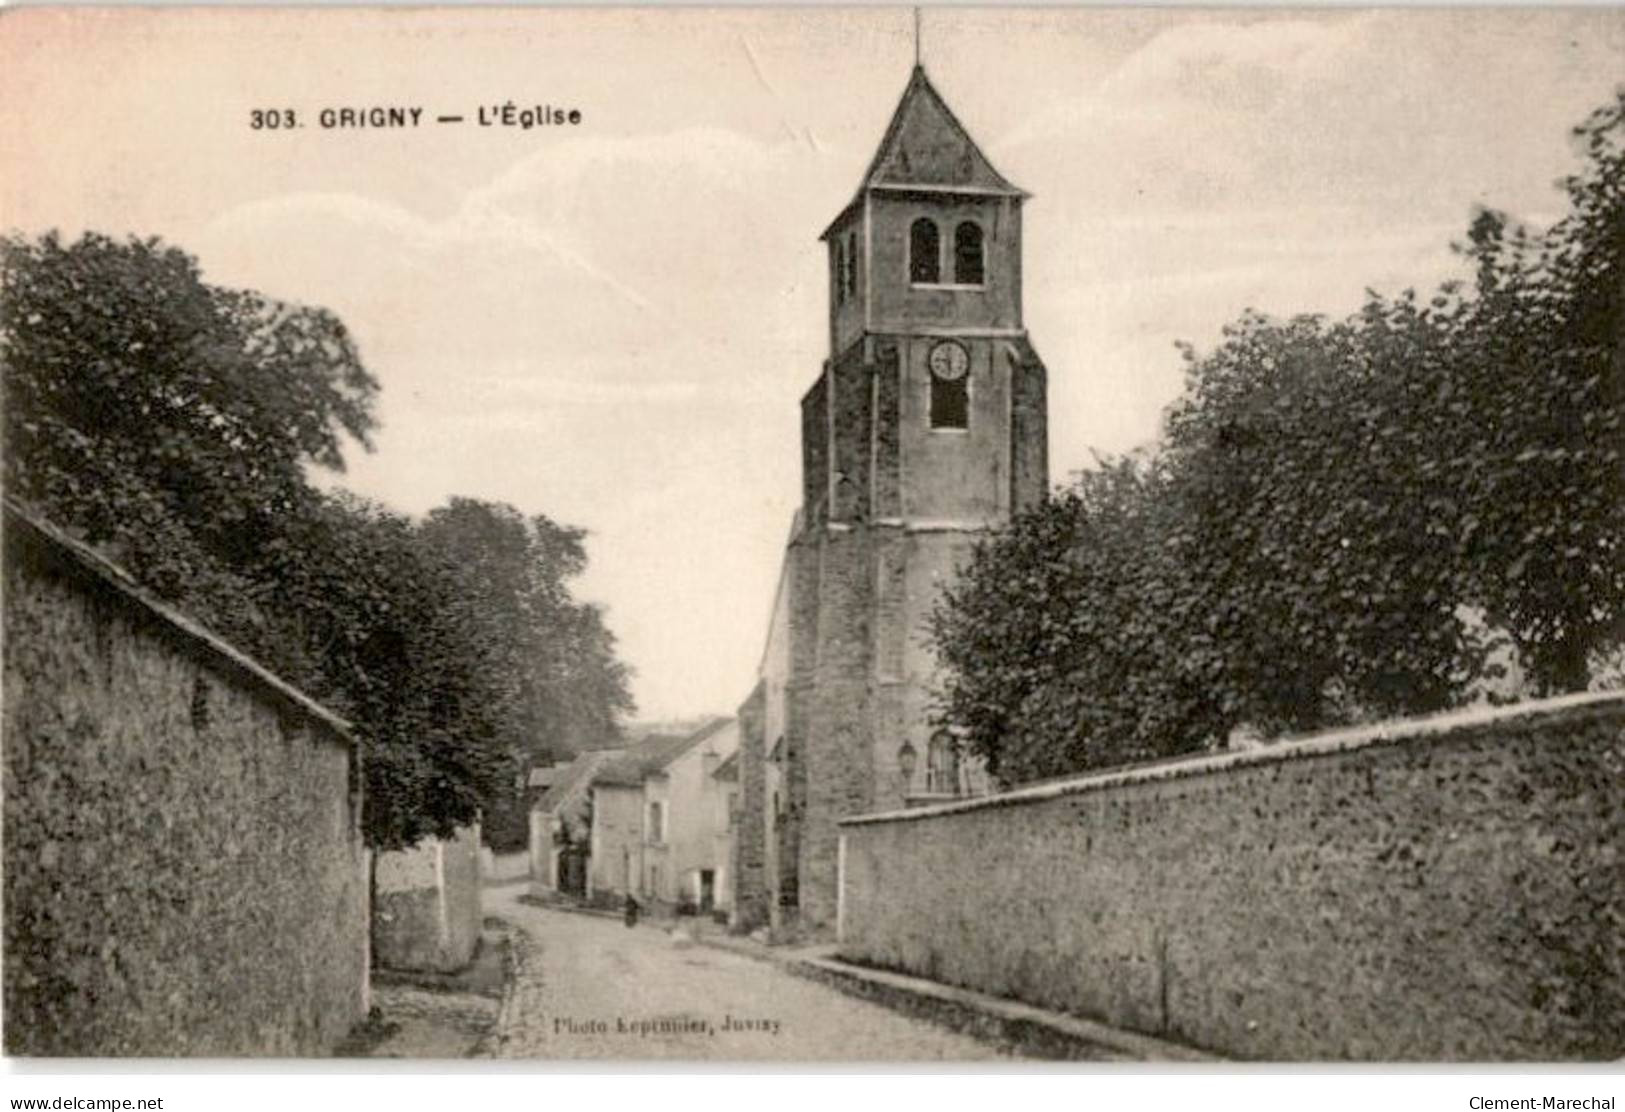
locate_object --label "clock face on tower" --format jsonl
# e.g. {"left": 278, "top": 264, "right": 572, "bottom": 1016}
{"left": 928, "top": 340, "right": 969, "bottom": 381}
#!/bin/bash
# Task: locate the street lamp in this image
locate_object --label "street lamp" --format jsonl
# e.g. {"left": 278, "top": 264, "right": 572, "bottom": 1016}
{"left": 897, "top": 739, "right": 917, "bottom": 790}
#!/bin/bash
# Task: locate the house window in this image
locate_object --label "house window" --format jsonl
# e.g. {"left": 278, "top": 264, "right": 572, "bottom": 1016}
{"left": 727, "top": 790, "right": 739, "bottom": 828}
{"left": 909, "top": 217, "right": 940, "bottom": 284}
{"left": 954, "top": 221, "right": 984, "bottom": 285}
{"left": 647, "top": 800, "right": 665, "bottom": 844}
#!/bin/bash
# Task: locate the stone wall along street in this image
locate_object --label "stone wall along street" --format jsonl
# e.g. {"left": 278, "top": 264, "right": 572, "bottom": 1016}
{"left": 2, "top": 502, "right": 369, "bottom": 1056}
{"left": 838, "top": 691, "right": 1625, "bottom": 1061}
{"left": 374, "top": 823, "right": 482, "bottom": 973}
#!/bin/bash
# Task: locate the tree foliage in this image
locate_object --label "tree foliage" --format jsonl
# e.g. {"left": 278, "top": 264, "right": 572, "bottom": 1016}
{"left": 1444, "top": 92, "right": 1625, "bottom": 691}
{"left": 931, "top": 91, "right": 1625, "bottom": 788}
{"left": 2, "top": 232, "right": 632, "bottom": 850}
{"left": 1, "top": 232, "right": 378, "bottom": 656}
{"left": 252, "top": 493, "right": 517, "bottom": 849}
{"left": 418, "top": 498, "right": 633, "bottom": 850}
{"left": 420, "top": 498, "right": 632, "bottom": 761}
{"left": 930, "top": 456, "right": 1224, "bottom": 784}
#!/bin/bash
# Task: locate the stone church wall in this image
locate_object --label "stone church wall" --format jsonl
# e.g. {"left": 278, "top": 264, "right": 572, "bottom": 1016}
{"left": 800, "top": 374, "right": 829, "bottom": 521}
{"left": 897, "top": 335, "right": 1010, "bottom": 522}
{"left": 776, "top": 334, "right": 1049, "bottom": 929}
{"left": 830, "top": 349, "right": 874, "bottom": 521}
{"left": 801, "top": 526, "right": 879, "bottom": 930}
{"left": 1009, "top": 342, "right": 1049, "bottom": 509}
{"left": 872, "top": 345, "right": 904, "bottom": 518}
{"left": 2, "top": 507, "right": 368, "bottom": 1056}
{"left": 838, "top": 692, "right": 1625, "bottom": 1061}
{"left": 826, "top": 209, "right": 867, "bottom": 365}
{"left": 780, "top": 534, "right": 823, "bottom": 926}
{"left": 732, "top": 683, "right": 769, "bottom": 931}
{"left": 868, "top": 193, "right": 1022, "bottom": 333}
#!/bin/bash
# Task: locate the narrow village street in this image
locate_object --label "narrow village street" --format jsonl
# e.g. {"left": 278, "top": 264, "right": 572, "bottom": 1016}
{"left": 482, "top": 886, "right": 1010, "bottom": 1061}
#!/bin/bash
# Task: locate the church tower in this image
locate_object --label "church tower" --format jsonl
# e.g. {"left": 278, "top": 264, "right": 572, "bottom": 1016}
{"left": 736, "top": 65, "right": 1049, "bottom": 935}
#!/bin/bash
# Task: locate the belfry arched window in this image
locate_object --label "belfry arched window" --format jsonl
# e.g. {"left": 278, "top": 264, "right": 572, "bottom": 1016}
{"left": 910, "top": 218, "right": 941, "bottom": 284}
{"left": 954, "top": 221, "right": 984, "bottom": 286}
{"left": 846, "top": 231, "right": 858, "bottom": 299}
{"left": 833, "top": 239, "right": 846, "bottom": 304}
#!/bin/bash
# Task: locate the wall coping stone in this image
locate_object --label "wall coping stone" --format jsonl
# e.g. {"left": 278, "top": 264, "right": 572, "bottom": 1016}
{"left": 3, "top": 497, "right": 352, "bottom": 740}
{"left": 839, "top": 688, "right": 1625, "bottom": 828}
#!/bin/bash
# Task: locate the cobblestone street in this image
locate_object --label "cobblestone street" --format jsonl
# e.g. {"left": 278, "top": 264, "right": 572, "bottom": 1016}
{"left": 482, "top": 887, "right": 1009, "bottom": 1061}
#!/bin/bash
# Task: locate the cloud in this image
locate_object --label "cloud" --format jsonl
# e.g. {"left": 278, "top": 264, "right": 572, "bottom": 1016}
{"left": 453, "top": 370, "right": 707, "bottom": 410}
{"left": 1095, "top": 16, "right": 1358, "bottom": 109}
{"left": 199, "top": 124, "right": 840, "bottom": 374}
{"left": 997, "top": 10, "right": 1616, "bottom": 231}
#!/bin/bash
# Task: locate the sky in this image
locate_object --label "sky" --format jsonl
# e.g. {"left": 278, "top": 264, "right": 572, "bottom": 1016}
{"left": 2, "top": 7, "right": 1621, "bottom": 722}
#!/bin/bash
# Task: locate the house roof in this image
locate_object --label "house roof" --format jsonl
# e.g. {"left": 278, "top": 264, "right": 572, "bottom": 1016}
{"left": 711, "top": 751, "right": 739, "bottom": 782}
{"left": 592, "top": 717, "right": 734, "bottom": 788}
{"left": 527, "top": 765, "right": 562, "bottom": 790}
{"left": 533, "top": 749, "right": 624, "bottom": 813}
{"left": 822, "top": 65, "right": 1025, "bottom": 239}
{"left": 592, "top": 739, "right": 675, "bottom": 788}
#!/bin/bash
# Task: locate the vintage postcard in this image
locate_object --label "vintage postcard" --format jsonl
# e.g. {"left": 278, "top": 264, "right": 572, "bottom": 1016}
{"left": 1, "top": 5, "right": 1622, "bottom": 1070}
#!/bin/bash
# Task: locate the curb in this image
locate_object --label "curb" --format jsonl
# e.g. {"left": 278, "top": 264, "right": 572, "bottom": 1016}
{"left": 695, "top": 935, "right": 1218, "bottom": 1063}
{"left": 794, "top": 955, "right": 1220, "bottom": 1063}
{"left": 481, "top": 916, "right": 532, "bottom": 1058}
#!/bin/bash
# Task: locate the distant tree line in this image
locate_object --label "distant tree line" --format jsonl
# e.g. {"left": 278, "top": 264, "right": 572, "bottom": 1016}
{"left": 931, "top": 91, "right": 1624, "bottom": 788}
{"left": 1, "top": 231, "right": 632, "bottom": 850}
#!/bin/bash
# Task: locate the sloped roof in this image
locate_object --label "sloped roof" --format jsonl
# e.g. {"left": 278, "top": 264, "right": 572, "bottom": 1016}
{"left": 527, "top": 765, "right": 562, "bottom": 790}
{"left": 593, "top": 717, "right": 734, "bottom": 788}
{"left": 712, "top": 751, "right": 739, "bottom": 782}
{"left": 593, "top": 737, "right": 678, "bottom": 788}
{"left": 823, "top": 65, "right": 1024, "bottom": 239}
{"left": 533, "top": 749, "right": 624, "bottom": 813}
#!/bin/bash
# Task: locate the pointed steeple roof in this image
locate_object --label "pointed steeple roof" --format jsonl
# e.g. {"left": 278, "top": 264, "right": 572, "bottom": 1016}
{"left": 863, "top": 65, "right": 1023, "bottom": 194}
{"left": 824, "top": 66, "right": 1024, "bottom": 238}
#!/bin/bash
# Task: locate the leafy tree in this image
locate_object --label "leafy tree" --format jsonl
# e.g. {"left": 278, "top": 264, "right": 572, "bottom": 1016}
{"left": 930, "top": 455, "right": 1222, "bottom": 784}
{"left": 1, "top": 231, "right": 377, "bottom": 666}
{"left": 1441, "top": 92, "right": 1625, "bottom": 692}
{"left": 1162, "top": 300, "right": 1481, "bottom": 733}
{"left": 259, "top": 494, "right": 515, "bottom": 849}
{"left": 931, "top": 91, "right": 1625, "bottom": 787}
{"left": 936, "top": 302, "right": 1490, "bottom": 787}
{"left": 1, "top": 232, "right": 626, "bottom": 851}
{"left": 418, "top": 498, "right": 633, "bottom": 849}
